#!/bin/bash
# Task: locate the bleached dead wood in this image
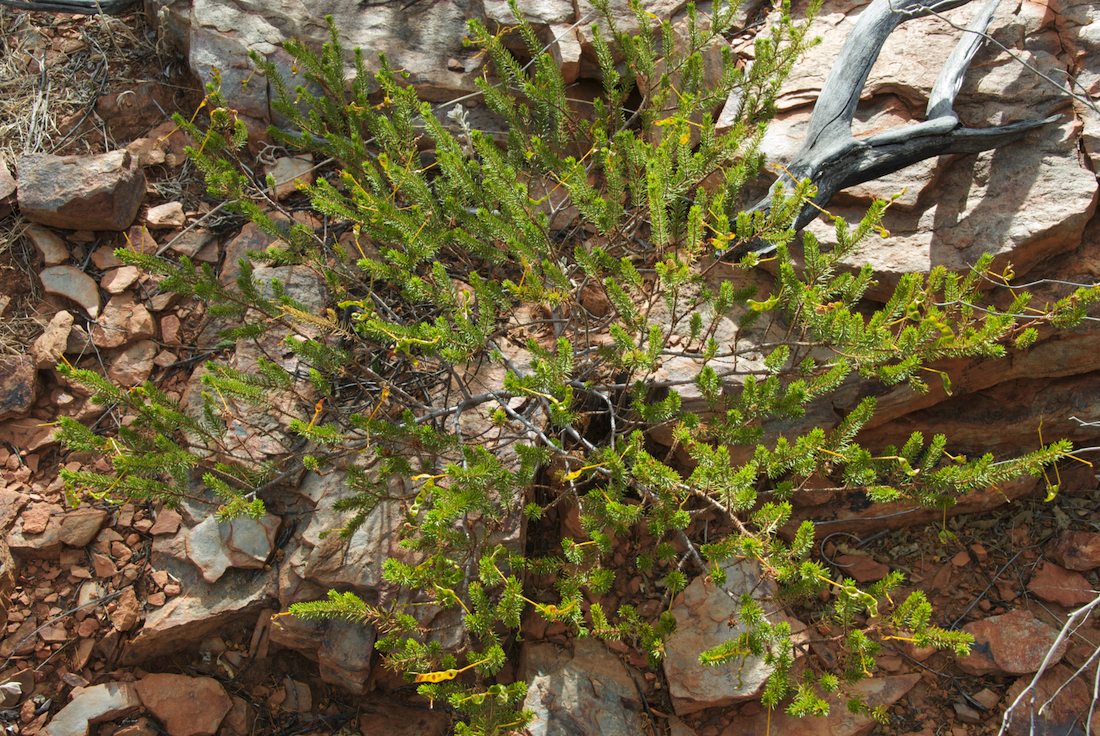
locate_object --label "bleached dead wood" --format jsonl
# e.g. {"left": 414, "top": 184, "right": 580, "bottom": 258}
{"left": 737, "top": 0, "right": 1058, "bottom": 255}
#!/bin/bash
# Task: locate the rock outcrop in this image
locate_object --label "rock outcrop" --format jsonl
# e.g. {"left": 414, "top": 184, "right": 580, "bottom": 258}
{"left": 149, "top": 0, "right": 485, "bottom": 122}
{"left": 758, "top": 0, "right": 1098, "bottom": 290}
{"left": 522, "top": 639, "right": 646, "bottom": 735}
{"left": 663, "top": 560, "right": 800, "bottom": 715}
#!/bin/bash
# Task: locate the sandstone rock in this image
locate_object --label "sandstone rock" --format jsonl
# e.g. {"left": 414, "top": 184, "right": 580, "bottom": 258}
{"left": 218, "top": 222, "right": 273, "bottom": 287}
{"left": 1, "top": 618, "right": 37, "bottom": 658}
{"left": 100, "top": 266, "right": 141, "bottom": 295}
{"left": 149, "top": 288, "right": 178, "bottom": 313}
{"left": 669, "top": 718, "right": 697, "bottom": 736}
{"left": 268, "top": 609, "right": 377, "bottom": 694}
{"left": 77, "top": 580, "right": 109, "bottom": 608}
{"left": 1052, "top": 531, "right": 1100, "bottom": 572}
{"left": 0, "top": 355, "right": 37, "bottom": 421}
{"left": 91, "top": 245, "right": 123, "bottom": 270}
{"left": 198, "top": 265, "right": 325, "bottom": 461}
{"left": 124, "top": 557, "right": 272, "bottom": 663}
{"left": 1056, "top": 0, "right": 1100, "bottom": 172}
{"left": 648, "top": 278, "right": 770, "bottom": 418}
{"left": 6, "top": 503, "right": 62, "bottom": 558}
{"left": 164, "top": 228, "right": 214, "bottom": 258}
{"left": 222, "top": 513, "right": 279, "bottom": 567}
{"left": 145, "top": 201, "right": 186, "bottom": 229}
{"left": 548, "top": 24, "right": 583, "bottom": 84}
{"left": 275, "top": 445, "right": 502, "bottom": 693}
{"left": 159, "top": 0, "right": 482, "bottom": 123}
{"left": 43, "top": 682, "right": 141, "bottom": 736}
{"left": 17, "top": 151, "right": 146, "bottom": 231}
{"left": 149, "top": 509, "right": 182, "bottom": 536}
{"left": 181, "top": 521, "right": 228, "bottom": 583}
{"left": 575, "top": 0, "right": 687, "bottom": 51}
{"left": 32, "top": 310, "right": 75, "bottom": 368}
{"left": 483, "top": 0, "right": 572, "bottom": 24}
{"left": 522, "top": 639, "right": 644, "bottom": 735}
{"left": 836, "top": 553, "right": 890, "bottom": 583}
{"left": 160, "top": 314, "right": 182, "bottom": 345}
{"left": 0, "top": 417, "right": 58, "bottom": 454}
{"left": 110, "top": 587, "right": 142, "bottom": 632}
{"left": 577, "top": 281, "right": 611, "bottom": 317}
{"left": 92, "top": 552, "right": 117, "bottom": 578}
{"left": 481, "top": 3, "right": 583, "bottom": 82}
{"left": 1026, "top": 561, "right": 1095, "bottom": 607}
{"left": 862, "top": 358, "right": 1100, "bottom": 457}
{"left": 58, "top": 507, "right": 109, "bottom": 547}
{"left": 317, "top": 620, "right": 375, "bottom": 693}
{"left": 0, "top": 668, "right": 32, "bottom": 708}
{"left": 959, "top": 609, "right": 1069, "bottom": 675}
{"left": 293, "top": 470, "right": 406, "bottom": 593}
{"left": 953, "top": 701, "right": 983, "bottom": 723}
{"left": 25, "top": 225, "right": 69, "bottom": 265}
{"left": 148, "top": 121, "right": 190, "bottom": 164}
{"left": 39, "top": 265, "right": 101, "bottom": 318}
{"left": 356, "top": 701, "right": 450, "bottom": 736}
{"left": 125, "top": 137, "right": 167, "bottom": 167}
{"left": 123, "top": 226, "right": 158, "bottom": 258}
{"left": 664, "top": 560, "right": 798, "bottom": 714}
{"left": 107, "top": 339, "right": 158, "bottom": 387}
{"left": 972, "top": 687, "right": 1000, "bottom": 711}
{"left": 221, "top": 696, "right": 253, "bottom": 736}
{"left": 135, "top": 673, "right": 232, "bottom": 736}
{"left": 92, "top": 294, "right": 156, "bottom": 348}
{"left": 266, "top": 155, "right": 314, "bottom": 200}
{"left": 185, "top": 513, "right": 279, "bottom": 583}
{"left": 0, "top": 488, "right": 29, "bottom": 532}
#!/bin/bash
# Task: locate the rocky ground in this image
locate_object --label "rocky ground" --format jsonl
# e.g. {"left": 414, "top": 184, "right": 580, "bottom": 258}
{"left": 0, "top": 2, "right": 1099, "bottom": 736}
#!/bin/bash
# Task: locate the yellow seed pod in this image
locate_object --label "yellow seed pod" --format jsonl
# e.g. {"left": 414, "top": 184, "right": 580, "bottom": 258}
{"left": 414, "top": 669, "right": 458, "bottom": 683}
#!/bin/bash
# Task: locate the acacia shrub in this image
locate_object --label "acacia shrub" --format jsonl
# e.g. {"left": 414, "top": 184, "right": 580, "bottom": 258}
{"left": 56, "top": 1, "right": 1100, "bottom": 733}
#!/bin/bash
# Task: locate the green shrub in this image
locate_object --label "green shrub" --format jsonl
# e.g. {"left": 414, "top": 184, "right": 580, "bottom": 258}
{"left": 57, "top": 1, "right": 1100, "bottom": 733}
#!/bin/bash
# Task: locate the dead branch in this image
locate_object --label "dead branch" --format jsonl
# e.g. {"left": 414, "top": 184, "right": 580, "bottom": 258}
{"left": 735, "top": 0, "right": 1058, "bottom": 255}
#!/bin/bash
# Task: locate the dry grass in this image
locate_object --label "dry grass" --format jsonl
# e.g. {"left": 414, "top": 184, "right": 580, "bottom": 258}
{"left": 0, "top": 7, "right": 168, "bottom": 355}
{"left": 0, "top": 7, "right": 158, "bottom": 160}
{"left": 0, "top": 218, "right": 44, "bottom": 356}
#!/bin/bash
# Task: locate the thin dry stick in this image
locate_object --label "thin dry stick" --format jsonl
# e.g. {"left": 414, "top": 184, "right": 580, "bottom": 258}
{"left": 998, "top": 594, "right": 1100, "bottom": 735}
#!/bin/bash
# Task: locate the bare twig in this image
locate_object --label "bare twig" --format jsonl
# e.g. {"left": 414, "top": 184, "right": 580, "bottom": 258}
{"left": 998, "top": 594, "right": 1100, "bottom": 735}
{"left": 733, "top": 0, "right": 1057, "bottom": 255}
